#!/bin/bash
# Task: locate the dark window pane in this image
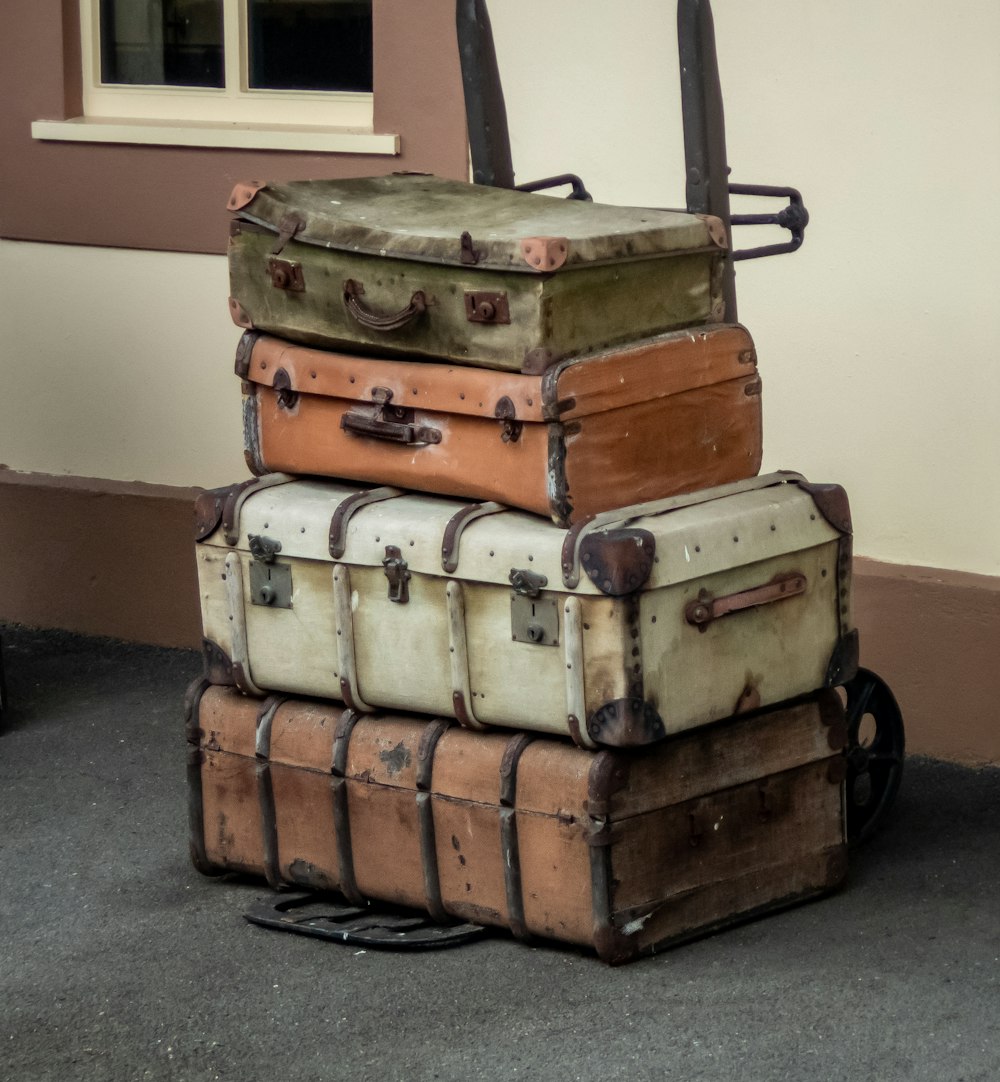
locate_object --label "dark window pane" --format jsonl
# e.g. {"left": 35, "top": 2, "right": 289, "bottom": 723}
{"left": 99, "top": 0, "right": 224, "bottom": 88}
{"left": 247, "top": 0, "right": 373, "bottom": 92}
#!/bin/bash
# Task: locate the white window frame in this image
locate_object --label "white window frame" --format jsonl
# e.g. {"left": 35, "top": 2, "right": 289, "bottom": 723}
{"left": 31, "top": 0, "right": 399, "bottom": 154}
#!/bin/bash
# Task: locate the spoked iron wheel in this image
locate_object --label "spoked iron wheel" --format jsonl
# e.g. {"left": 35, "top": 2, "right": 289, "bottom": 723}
{"left": 838, "top": 667, "right": 905, "bottom": 845}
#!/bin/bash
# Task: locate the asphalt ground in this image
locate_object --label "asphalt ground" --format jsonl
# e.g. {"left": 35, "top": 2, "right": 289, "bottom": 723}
{"left": 1, "top": 624, "right": 997, "bottom": 1082}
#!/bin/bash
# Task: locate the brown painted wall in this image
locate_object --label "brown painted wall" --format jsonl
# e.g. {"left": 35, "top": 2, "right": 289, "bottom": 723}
{"left": 1, "top": 471, "right": 997, "bottom": 766}
{"left": 0, "top": 0, "right": 468, "bottom": 254}
{"left": 853, "top": 558, "right": 1000, "bottom": 766}
{"left": 0, "top": 471, "right": 202, "bottom": 649}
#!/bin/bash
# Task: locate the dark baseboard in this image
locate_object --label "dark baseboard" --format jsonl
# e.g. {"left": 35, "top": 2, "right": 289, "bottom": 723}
{"left": 0, "top": 469, "right": 205, "bottom": 649}
{"left": 852, "top": 557, "right": 1000, "bottom": 766}
{"left": 1, "top": 470, "right": 997, "bottom": 764}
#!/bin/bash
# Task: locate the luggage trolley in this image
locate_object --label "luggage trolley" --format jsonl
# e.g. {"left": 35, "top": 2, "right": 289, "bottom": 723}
{"left": 457, "top": 0, "right": 905, "bottom": 845}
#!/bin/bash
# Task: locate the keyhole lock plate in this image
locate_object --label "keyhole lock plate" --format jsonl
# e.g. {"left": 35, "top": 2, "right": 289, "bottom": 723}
{"left": 464, "top": 291, "right": 510, "bottom": 324}
{"left": 267, "top": 257, "right": 305, "bottom": 292}
{"left": 510, "top": 594, "right": 559, "bottom": 647}
{"left": 249, "top": 557, "right": 293, "bottom": 609}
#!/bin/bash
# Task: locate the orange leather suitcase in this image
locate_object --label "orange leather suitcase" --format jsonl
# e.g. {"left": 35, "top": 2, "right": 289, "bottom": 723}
{"left": 237, "top": 324, "right": 762, "bottom": 527}
{"left": 187, "top": 681, "right": 848, "bottom": 963}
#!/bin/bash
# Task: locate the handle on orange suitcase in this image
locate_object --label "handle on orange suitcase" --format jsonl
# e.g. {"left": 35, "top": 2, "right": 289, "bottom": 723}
{"left": 343, "top": 279, "right": 427, "bottom": 333}
{"left": 340, "top": 387, "right": 442, "bottom": 446}
{"left": 341, "top": 410, "right": 442, "bottom": 446}
{"left": 684, "top": 571, "right": 807, "bottom": 631}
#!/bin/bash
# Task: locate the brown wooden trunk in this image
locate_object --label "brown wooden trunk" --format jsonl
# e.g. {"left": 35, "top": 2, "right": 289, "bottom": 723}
{"left": 187, "top": 681, "right": 848, "bottom": 963}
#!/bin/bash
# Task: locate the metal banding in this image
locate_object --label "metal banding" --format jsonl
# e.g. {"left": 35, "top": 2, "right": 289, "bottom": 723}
{"left": 254, "top": 695, "right": 287, "bottom": 889}
{"left": 327, "top": 486, "right": 404, "bottom": 559}
{"left": 417, "top": 791, "right": 448, "bottom": 923}
{"left": 499, "top": 733, "right": 535, "bottom": 940}
{"left": 498, "top": 732, "right": 534, "bottom": 808}
{"left": 184, "top": 678, "right": 214, "bottom": 875}
{"left": 440, "top": 501, "right": 506, "bottom": 573}
{"left": 330, "top": 709, "right": 365, "bottom": 906}
{"left": 221, "top": 472, "right": 295, "bottom": 546}
{"left": 446, "top": 581, "right": 487, "bottom": 730}
{"left": 223, "top": 553, "right": 264, "bottom": 696}
{"left": 562, "top": 597, "right": 590, "bottom": 748}
{"left": 499, "top": 808, "right": 528, "bottom": 941}
{"left": 415, "top": 718, "right": 452, "bottom": 791}
{"left": 333, "top": 565, "right": 375, "bottom": 713}
{"left": 414, "top": 718, "right": 452, "bottom": 921}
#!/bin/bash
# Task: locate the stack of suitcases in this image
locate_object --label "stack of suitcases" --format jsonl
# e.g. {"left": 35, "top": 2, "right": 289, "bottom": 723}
{"left": 185, "top": 0, "right": 858, "bottom": 964}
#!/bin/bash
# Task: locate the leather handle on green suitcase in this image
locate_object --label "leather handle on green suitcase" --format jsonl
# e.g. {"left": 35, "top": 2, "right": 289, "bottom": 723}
{"left": 343, "top": 279, "right": 427, "bottom": 333}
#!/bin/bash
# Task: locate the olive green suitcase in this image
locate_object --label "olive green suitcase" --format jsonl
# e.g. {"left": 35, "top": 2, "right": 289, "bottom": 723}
{"left": 227, "top": 173, "right": 727, "bottom": 373}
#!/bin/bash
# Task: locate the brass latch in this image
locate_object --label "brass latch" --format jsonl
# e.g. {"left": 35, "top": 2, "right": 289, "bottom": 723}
{"left": 383, "top": 545, "right": 411, "bottom": 603}
{"left": 248, "top": 534, "right": 293, "bottom": 609}
{"left": 249, "top": 534, "right": 281, "bottom": 562}
{"left": 509, "top": 567, "right": 547, "bottom": 598}
{"left": 509, "top": 568, "right": 557, "bottom": 646}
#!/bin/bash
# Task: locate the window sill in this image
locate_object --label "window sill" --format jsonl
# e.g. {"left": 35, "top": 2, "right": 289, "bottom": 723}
{"left": 31, "top": 117, "right": 400, "bottom": 155}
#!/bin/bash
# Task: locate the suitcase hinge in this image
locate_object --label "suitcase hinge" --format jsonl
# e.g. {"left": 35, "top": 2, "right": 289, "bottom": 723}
{"left": 459, "top": 231, "right": 480, "bottom": 265}
{"left": 271, "top": 213, "right": 305, "bottom": 255}
{"left": 382, "top": 545, "right": 411, "bottom": 603}
{"left": 272, "top": 368, "right": 299, "bottom": 409}
{"left": 494, "top": 396, "right": 522, "bottom": 443}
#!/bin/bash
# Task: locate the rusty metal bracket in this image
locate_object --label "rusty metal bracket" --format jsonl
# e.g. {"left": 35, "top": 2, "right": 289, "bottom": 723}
{"left": 587, "top": 698, "right": 666, "bottom": 748}
{"left": 579, "top": 529, "right": 656, "bottom": 597}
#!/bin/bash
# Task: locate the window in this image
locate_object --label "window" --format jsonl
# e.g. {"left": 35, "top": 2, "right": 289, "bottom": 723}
{"left": 83, "top": 0, "right": 374, "bottom": 128}
{"left": 13, "top": 0, "right": 467, "bottom": 251}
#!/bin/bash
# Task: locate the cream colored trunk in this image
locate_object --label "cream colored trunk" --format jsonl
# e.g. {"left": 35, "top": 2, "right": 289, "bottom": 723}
{"left": 196, "top": 474, "right": 850, "bottom": 748}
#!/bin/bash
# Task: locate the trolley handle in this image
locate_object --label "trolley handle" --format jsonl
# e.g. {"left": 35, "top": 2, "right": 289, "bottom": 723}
{"left": 728, "top": 183, "right": 809, "bottom": 261}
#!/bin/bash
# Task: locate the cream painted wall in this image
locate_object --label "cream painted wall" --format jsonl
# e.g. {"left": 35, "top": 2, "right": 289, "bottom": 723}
{"left": 0, "top": 240, "right": 247, "bottom": 488}
{"left": 488, "top": 0, "right": 1000, "bottom": 577}
{"left": 2, "top": 0, "right": 998, "bottom": 576}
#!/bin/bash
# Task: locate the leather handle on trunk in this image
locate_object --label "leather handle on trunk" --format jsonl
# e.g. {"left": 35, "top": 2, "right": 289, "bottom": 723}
{"left": 685, "top": 571, "right": 807, "bottom": 631}
{"left": 343, "top": 279, "right": 427, "bottom": 333}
